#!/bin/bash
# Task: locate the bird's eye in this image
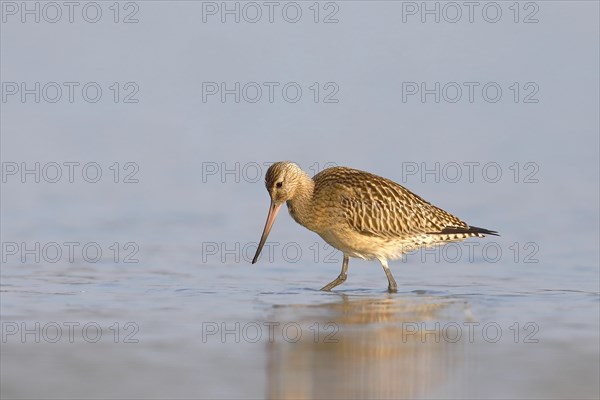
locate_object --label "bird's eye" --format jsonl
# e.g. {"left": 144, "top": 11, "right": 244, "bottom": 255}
{"left": 276, "top": 182, "right": 283, "bottom": 188}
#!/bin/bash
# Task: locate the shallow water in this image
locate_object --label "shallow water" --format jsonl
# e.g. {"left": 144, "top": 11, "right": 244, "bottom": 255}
{"left": 2, "top": 1, "right": 599, "bottom": 399}
{"left": 2, "top": 242, "right": 599, "bottom": 399}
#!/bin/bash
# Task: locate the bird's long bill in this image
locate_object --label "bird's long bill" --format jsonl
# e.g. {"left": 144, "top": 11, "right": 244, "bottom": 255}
{"left": 252, "top": 202, "right": 282, "bottom": 264}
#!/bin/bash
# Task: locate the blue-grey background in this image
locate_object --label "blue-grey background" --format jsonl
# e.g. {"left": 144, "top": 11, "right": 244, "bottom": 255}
{"left": 1, "top": 1, "right": 598, "bottom": 399}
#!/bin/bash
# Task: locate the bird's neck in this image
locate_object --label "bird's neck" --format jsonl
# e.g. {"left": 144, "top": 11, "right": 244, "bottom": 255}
{"left": 286, "top": 173, "right": 316, "bottom": 229}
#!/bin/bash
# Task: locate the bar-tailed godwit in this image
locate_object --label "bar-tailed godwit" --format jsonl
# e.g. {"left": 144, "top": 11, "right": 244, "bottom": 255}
{"left": 252, "top": 162, "right": 498, "bottom": 292}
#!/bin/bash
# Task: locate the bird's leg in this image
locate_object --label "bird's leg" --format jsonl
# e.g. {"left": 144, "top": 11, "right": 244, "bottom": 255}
{"left": 320, "top": 255, "right": 349, "bottom": 291}
{"left": 379, "top": 259, "right": 397, "bottom": 293}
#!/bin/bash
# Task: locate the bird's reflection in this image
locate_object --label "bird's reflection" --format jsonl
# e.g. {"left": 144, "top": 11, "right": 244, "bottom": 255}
{"left": 267, "top": 295, "right": 466, "bottom": 399}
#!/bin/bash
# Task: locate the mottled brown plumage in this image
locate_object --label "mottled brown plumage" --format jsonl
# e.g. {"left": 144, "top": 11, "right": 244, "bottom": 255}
{"left": 253, "top": 161, "right": 498, "bottom": 292}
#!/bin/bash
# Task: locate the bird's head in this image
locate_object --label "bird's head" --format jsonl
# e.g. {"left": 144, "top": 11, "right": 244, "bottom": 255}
{"left": 264, "top": 161, "right": 303, "bottom": 205}
{"left": 252, "top": 161, "right": 303, "bottom": 264}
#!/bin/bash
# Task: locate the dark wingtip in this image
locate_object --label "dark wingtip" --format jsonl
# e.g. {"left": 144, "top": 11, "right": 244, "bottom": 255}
{"left": 468, "top": 226, "right": 499, "bottom": 236}
{"left": 435, "top": 226, "right": 500, "bottom": 236}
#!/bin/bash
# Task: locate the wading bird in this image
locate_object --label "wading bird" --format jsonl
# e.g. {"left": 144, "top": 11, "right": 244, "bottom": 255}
{"left": 252, "top": 162, "right": 498, "bottom": 292}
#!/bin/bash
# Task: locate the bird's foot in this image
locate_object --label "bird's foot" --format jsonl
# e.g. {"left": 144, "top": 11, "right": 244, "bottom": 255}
{"left": 320, "top": 274, "right": 347, "bottom": 291}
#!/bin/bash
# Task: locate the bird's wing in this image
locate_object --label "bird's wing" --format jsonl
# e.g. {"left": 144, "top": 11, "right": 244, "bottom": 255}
{"left": 317, "top": 167, "right": 469, "bottom": 239}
